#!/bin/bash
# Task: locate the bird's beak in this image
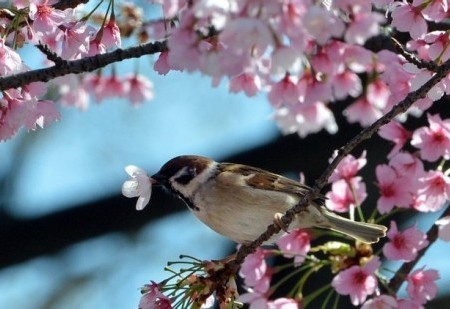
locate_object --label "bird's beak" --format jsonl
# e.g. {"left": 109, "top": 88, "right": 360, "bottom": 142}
{"left": 150, "top": 172, "right": 166, "bottom": 186}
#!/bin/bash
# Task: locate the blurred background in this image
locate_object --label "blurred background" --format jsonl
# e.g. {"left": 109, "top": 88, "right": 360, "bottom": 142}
{"left": 1, "top": 3, "right": 450, "bottom": 308}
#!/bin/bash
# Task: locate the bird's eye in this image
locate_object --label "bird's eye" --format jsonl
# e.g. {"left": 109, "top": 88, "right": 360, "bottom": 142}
{"left": 174, "top": 167, "right": 196, "bottom": 185}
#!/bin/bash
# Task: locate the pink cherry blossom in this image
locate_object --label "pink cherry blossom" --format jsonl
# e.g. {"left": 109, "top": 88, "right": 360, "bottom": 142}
{"left": 435, "top": 216, "right": 450, "bottom": 242}
{"left": 0, "top": 38, "right": 23, "bottom": 76}
{"left": 83, "top": 73, "right": 108, "bottom": 102}
{"left": 406, "top": 267, "right": 440, "bottom": 304}
{"left": 277, "top": 229, "right": 310, "bottom": 266}
{"left": 60, "top": 22, "right": 95, "bottom": 60}
{"left": 154, "top": 52, "right": 171, "bottom": 75}
{"left": 391, "top": 3, "right": 427, "bottom": 39}
{"left": 411, "top": 114, "right": 450, "bottom": 162}
{"left": 420, "top": 0, "right": 448, "bottom": 22}
{"left": 329, "top": 151, "right": 367, "bottom": 182}
{"left": 289, "top": 101, "right": 337, "bottom": 137}
{"left": 229, "top": 73, "right": 262, "bottom": 97}
{"left": 88, "top": 37, "right": 106, "bottom": 56}
{"left": 101, "top": 19, "right": 122, "bottom": 49}
{"left": 220, "top": 17, "right": 273, "bottom": 57}
{"left": 139, "top": 281, "right": 172, "bottom": 309}
{"left": 344, "top": 97, "right": 383, "bottom": 127}
{"left": 326, "top": 177, "right": 367, "bottom": 213}
{"left": 124, "top": 74, "right": 154, "bottom": 105}
{"left": 100, "top": 74, "right": 128, "bottom": 99}
{"left": 239, "top": 248, "right": 269, "bottom": 290}
{"left": 267, "top": 298, "right": 299, "bottom": 309}
{"left": 345, "top": 11, "right": 384, "bottom": 45}
{"left": 29, "top": 0, "right": 67, "bottom": 35}
{"left": 415, "top": 170, "right": 450, "bottom": 212}
{"left": 303, "top": 5, "right": 345, "bottom": 45}
{"left": 332, "top": 257, "right": 381, "bottom": 306}
{"left": 396, "top": 298, "right": 424, "bottom": 309}
{"left": 366, "top": 79, "right": 390, "bottom": 111}
{"left": 424, "top": 31, "right": 450, "bottom": 63}
{"left": 389, "top": 152, "right": 425, "bottom": 188}
{"left": 270, "top": 46, "right": 303, "bottom": 77}
{"left": 383, "top": 221, "right": 428, "bottom": 261}
{"left": 268, "top": 75, "right": 304, "bottom": 107}
{"left": 378, "top": 121, "right": 412, "bottom": 157}
{"left": 239, "top": 288, "right": 269, "bottom": 309}
{"left": 361, "top": 294, "right": 397, "bottom": 309}
{"left": 376, "top": 164, "right": 412, "bottom": 214}
{"left": 332, "top": 70, "right": 362, "bottom": 100}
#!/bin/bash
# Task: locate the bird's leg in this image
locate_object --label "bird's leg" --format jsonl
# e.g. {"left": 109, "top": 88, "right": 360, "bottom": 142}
{"left": 273, "top": 212, "right": 290, "bottom": 233}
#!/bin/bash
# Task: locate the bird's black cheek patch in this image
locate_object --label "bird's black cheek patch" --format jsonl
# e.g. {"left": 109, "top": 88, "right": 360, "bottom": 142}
{"left": 175, "top": 174, "right": 195, "bottom": 185}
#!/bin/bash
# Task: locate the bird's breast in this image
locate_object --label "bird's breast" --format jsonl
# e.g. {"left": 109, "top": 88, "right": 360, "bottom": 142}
{"left": 190, "top": 180, "right": 300, "bottom": 243}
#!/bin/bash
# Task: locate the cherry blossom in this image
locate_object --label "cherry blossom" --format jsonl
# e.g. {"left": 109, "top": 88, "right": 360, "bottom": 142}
{"left": 239, "top": 248, "right": 270, "bottom": 292}
{"left": 329, "top": 151, "right": 367, "bottom": 183}
{"left": 415, "top": 170, "right": 450, "bottom": 212}
{"left": 139, "top": 281, "right": 172, "bottom": 309}
{"left": 122, "top": 165, "right": 153, "bottom": 210}
{"left": 361, "top": 294, "right": 397, "bottom": 309}
{"left": 344, "top": 97, "right": 383, "bottom": 127}
{"left": 60, "top": 22, "right": 95, "bottom": 60}
{"left": 332, "top": 257, "right": 381, "bottom": 306}
{"left": 267, "top": 298, "right": 299, "bottom": 309}
{"left": 276, "top": 229, "right": 311, "bottom": 266}
{"left": 389, "top": 152, "right": 425, "bottom": 189}
{"left": 424, "top": 31, "right": 450, "bottom": 63}
{"left": 268, "top": 75, "right": 304, "bottom": 107}
{"left": 229, "top": 73, "right": 262, "bottom": 97}
{"left": 406, "top": 267, "right": 440, "bottom": 304}
{"left": 0, "top": 38, "right": 23, "bottom": 76}
{"left": 435, "top": 216, "right": 450, "bottom": 242}
{"left": 29, "top": 0, "right": 68, "bottom": 35}
{"left": 378, "top": 122, "right": 412, "bottom": 158}
{"left": 101, "top": 20, "right": 122, "bottom": 49}
{"left": 391, "top": 3, "right": 427, "bottom": 39}
{"left": 383, "top": 221, "right": 428, "bottom": 262}
{"left": 396, "top": 298, "right": 424, "bottom": 309}
{"left": 411, "top": 114, "right": 450, "bottom": 162}
{"left": 124, "top": 74, "right": 154, "bottom": 105}
{"left": 303, "top": 5, "right": 345, "bottom": 45}
{"left": 376, "top": 164, "right": 412, "bottom": 213}
{"left": 326, "top": 177, "right": 367, "bottom": 213}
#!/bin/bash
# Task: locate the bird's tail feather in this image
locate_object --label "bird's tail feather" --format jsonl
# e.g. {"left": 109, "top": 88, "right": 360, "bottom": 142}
{"left": 321, "top": 207, "right": 387, "bottom": 244}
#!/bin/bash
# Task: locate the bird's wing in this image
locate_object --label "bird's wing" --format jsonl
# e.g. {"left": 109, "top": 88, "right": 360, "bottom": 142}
{"left": 217, "top": 163, "right": 322, "bottom": 201}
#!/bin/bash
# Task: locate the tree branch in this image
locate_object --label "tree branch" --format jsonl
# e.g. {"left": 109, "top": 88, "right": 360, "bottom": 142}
{"left": 0, "top": 40, "right": 168, "bottom": 91}
{"left": 54, "top": 0, "right": 89, "bottom": 10}
{"left": 388, "top": 205, "right": 450, "bottom": 292}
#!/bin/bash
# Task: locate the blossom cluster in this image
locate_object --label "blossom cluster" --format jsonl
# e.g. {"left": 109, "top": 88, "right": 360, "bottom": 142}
{"left": 149, "top": 0, "right": 450, "bottom": 138}
{"left": 0, "top": 0, "right": 153, "bottom": 140}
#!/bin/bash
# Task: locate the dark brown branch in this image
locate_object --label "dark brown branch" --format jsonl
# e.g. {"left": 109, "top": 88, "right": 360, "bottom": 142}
{"left": 388, "top": 205, "right": 450, "bottom": 292}
{"left": 0, "top": 40, "right": 168, "bottom": 91}
{"left": 54, "top": 0, "right": 89, "bottom": 10}
{"left": 36, "top": 43, "right": 65, "bottom": 65}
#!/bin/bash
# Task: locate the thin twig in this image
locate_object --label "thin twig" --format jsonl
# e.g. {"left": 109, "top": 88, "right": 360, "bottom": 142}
{"left": 390, "top": 37, "right": 438, "bottom": 72}
{"left": 36, "top": 43, "right": 65, "bottom": 65}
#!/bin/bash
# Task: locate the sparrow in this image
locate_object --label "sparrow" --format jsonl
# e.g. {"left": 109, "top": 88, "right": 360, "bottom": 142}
{"left": 151, "top": 155, "right": 387, "bottom": 245}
